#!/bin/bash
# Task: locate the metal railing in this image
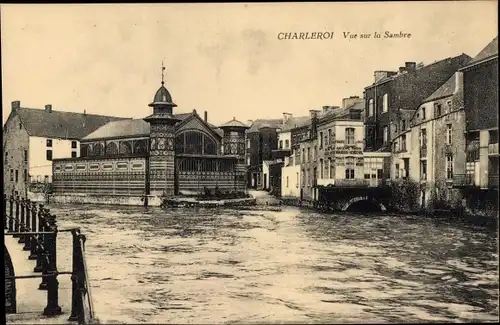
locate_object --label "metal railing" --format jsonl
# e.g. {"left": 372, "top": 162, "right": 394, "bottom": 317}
{"left": 453, "top": 173, "right": 475, "bottom": 187}
{"left": 489, "top": 174, "right": 499, "bottom": 188}
{"left": 3, "top": 194, "right": 95, "bottom": 325}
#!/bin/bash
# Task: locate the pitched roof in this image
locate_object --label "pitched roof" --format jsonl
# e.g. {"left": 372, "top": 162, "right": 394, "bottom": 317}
{"left": 82, "top": 111, "right": 219, "bottom": 141}
{"left": 14, "top": 107, "right": 128, "bottom": 140}
{"left": 247, "top": 118, "right": 283, "bottom": 133}
{"left": 281, "top": 116, "right": 310, "bottom": 132}
{"left": 219, "top": 118, "right": 250, "bottom": 129}
{"left": 466, "top": 36, "right": 498, "bottom": 66}
{"left": 424, "top": 73, "right": 456, "bottom": 102}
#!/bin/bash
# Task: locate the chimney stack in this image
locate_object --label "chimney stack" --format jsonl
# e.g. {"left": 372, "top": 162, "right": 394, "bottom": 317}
{"left": 282, "top": 112, "right": 292, "bottom": 123}
{"left": 454, "top": 71, "right": 464, "bottom": 94}
{"left": 405, "top": 62, "right": 416, "bottom": 71}
{"left": 45, "top": 104, "right": 52, "bottom": 113}
{"left": 11, "top": 101, "right": 20, "bottom": 111}
{"left": 399, "top": 67, "right": 407, "bottom": 74}
{"left": 204, "top": 110, "right": 208, "bottom": 122}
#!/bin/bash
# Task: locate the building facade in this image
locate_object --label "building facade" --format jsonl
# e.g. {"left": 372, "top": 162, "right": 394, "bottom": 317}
{"left": 52, "top": 77, "right": 248, "bottom": 198}
{"left": 364, "top": 54, "right": 472, "bottom": 152}
{"left": 3, "top": 101, "right": 125, "bottom": 197}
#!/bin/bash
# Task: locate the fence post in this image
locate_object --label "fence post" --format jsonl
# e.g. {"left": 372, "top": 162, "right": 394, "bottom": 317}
{"left": 38, "top": 208, "right": 49, "bottom": 288}
{"left": 69, "top": 229, "right": 83, "bottom": 322}
{"left": 13, "top": 195, "right": 20, "bottom": 237}
{"left": 43, "top": 213, "right": 62, "bottom": 316}
{"left": 4, "top": 194, "right": 7, "bottom": 229}
{"left": 34, "top": 205, "right": 46, "bottom": 274}
{"left": 8, "top": 196, "right": 14, "bottom": 232}
{"left": 23, "top": 199, "right": 32, "bottom": 251}
{"left": 19, "top": 198, "right": 27, "bottom": 244}
{"left": 29, "top": 202, "right": 38, "bottom": 260}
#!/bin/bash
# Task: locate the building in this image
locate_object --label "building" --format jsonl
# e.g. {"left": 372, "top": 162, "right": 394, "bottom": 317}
{"left": 245, "top": 118, "right": 283, "bottom": 189}
{"left": 454, "top": 36, "right": 498, "bottom": 214}
{"left": 3, "top": 101, "right": 126, "bottom": 197}
{"left": 279, "top": 114, "right": 310, "bottom": 198}
{"left": 364, "top": 54, "right": 472, "bottom": 152}
{"left": 51, "top": 73, "right": 248, "bottom": 199}
{"left": 393, "top": 71, "right": 467, "bottom": 208}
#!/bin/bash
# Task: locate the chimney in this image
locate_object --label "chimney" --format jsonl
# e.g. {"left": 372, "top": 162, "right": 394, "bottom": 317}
{"left": 399, "top": 67, "right": 407, "bottom": 74}
{"left": 309, "top": 109, "right": 320, "bottom": 138}
{"left": 45, "top": 104, "right": 52, "bottom": 113}
{"left": 204, "top": 111, "right": 208, "bottom": 122}
{"left": 283, "top": 112, "right": 292, "bottom": 123}
{"left": 11, "top": 101, "right": 20, "bottom": 111}
{"left": 454, "top": 71, "right": 464, "bottom": 94}
{"left": 342, "top": 96, "right": 362, "bottom": 109}
{"left": 405, "top": 62, "right": 416, "bottom": 71}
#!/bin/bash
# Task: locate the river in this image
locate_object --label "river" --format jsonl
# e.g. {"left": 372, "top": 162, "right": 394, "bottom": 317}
{"left": 47, "top": 203, "right": 498, "bottom": 324}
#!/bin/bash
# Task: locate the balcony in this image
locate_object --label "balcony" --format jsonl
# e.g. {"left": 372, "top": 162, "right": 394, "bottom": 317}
{"left": 334, "top": 179, "right": 369, "bottom": 187}
{"left": 489, "top": 174, "right": 499, "bottom": 188}
{"left": 453, "top": 173, "right": 475, "bottom": 187}
{"left": 420, "top": 146, "right": 427, "bottom": 158}
{"left": 488, "top": 143, "right": 498, "bottom": 155}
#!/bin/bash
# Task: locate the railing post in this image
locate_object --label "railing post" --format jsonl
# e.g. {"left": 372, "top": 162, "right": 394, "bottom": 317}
{"left": 69, "top": 229, "right": 83, "bottom": 322}
{"left": 38, "top": 208, "right": 49, "bottom": 288}
{"left": 34, "top": 205, "right": 47, "bottom": 274}
{"left": 23, "top": 199, "right": 32, "bottom": 251}
{"left": 13, "top": 195, "right": 20, "bottom": 237}
{"left": 8, "top": 196, "right": 14, "bottom": 232}
{"left": 4, "top": 194, "right": 7, "bottom": 229}
{"left": 29, "top": 202, "right": 38, "bottom": 260}
{"left": 43, "top": 213, "right": 62, "bottom": 316}
{"left": 19, "top": 197, "right": 27, "bottom": 244}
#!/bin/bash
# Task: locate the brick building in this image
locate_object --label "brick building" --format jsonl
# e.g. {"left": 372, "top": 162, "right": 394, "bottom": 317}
{"left": 3, "top": 101, "right": 125, "bottom": 198}
{"left": 364, "top": 54, "right": 472, "bottom": 152}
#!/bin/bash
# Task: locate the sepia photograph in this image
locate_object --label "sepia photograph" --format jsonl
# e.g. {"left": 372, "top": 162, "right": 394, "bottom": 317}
{"left": 2, "top": 1, "right": 499, "bottom": 324}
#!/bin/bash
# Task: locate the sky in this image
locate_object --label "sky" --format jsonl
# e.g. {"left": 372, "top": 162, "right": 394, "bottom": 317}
{"left": 1, "top": 2, "right": 498, "bottom": 126}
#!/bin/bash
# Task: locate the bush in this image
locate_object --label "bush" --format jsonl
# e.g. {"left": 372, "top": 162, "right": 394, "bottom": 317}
{"left": 390, "top": 178, "right": 420, "bottom": 212}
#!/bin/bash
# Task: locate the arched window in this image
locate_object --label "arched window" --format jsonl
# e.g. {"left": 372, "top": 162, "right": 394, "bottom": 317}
{"left": 93, "top": 143, "right": 104, "bottom": 156}
{"left": 134, "top": 140, "right": 148, "bottom": 154}
{"left": 105, "top": 142, "right": 118, "bottom": 155}
{"left": 86, "top": 145, "right": 93, "bottom": 157}
{"left": 175, "top": 131, "right": 218, "bottom": 155}
{"left": 204, "top": 136, "right": 217, "bottom": 155}
{"left": 119, "top": 141, "right": 132, "bottom": 155}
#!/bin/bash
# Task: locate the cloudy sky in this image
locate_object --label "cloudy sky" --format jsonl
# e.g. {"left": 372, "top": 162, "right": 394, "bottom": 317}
{"left": 1, "top": 2, "right": 497, "bottom": 126}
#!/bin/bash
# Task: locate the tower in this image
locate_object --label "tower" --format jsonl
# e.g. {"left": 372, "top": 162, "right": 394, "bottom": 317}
{"left": 144, "top": 63, "right": 180, "bottom": 197}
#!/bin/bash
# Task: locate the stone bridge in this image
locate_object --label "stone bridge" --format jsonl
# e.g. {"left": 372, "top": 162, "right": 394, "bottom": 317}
{"left": 315, "top": 185, "right": 392, "bottom": 212}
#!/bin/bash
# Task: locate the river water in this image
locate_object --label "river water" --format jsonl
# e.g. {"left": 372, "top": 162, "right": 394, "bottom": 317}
{"left": 47, "top": 203, "right": 498, "bottom": 324}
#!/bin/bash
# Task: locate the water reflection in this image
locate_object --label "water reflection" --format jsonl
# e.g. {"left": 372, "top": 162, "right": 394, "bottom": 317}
{"left": 49, "top": 204, "right": 498, "bottom": 324}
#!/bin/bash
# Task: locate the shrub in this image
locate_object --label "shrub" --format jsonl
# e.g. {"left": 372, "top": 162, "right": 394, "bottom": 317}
{"left": 390, "top": 178, "right": 420, "bottom": 212}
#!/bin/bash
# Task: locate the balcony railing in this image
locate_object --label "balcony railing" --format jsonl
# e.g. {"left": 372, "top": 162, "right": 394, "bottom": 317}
{"left": 488, "top": 143, "right": 498, "bottom": 155}
{"left": 334, "top": 179, "right": 369, "bottom": 187}
{"left": 453, "top": 173, "right": 475, "bottom": 187}
{"left": 489, "top": 174, "right": 499, "bottom": 188}
{"left": 420, "top": 146, "right": 427, "bottom": 158}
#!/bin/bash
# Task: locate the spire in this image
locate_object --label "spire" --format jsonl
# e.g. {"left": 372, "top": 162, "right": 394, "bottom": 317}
{"left": 161, "top": 60, "right": 166, "bottom": 86}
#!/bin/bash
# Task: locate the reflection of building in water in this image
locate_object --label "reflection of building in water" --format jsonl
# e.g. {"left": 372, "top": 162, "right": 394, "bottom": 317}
{"left": 52, "top": 69, "right": 249, "bottom": 197}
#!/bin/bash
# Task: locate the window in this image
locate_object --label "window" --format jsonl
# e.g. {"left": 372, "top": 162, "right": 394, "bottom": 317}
{"left": 246, "top": 156, "right": 250, "bottom": 166}
{"left": 401, "top": 120, "right": 406, "bottom": 131}
{"left": 420, "top": 160, "right": 427, "bottom": 180}
{"left": 24, "top": 169, "right": 27, "bottom": 182}
{"left": 279, "top": 140, "right": 283, "bottom": 149}
{"left": 302, "top": 148, "right": 305, "bottom": 162}
{"left": 401, "top": 135, "right": 407, "bottom": 151}
{"left": 345, "top": 157, "right": 355, "bottom": 179}
{"left": 320, "top": 159, "right": 324, "bottom": 178}
{"left": 286, "top": 176, "right": 289, "bottom": 188}
{"left": 434, "top": 103, "right": 442, "bottom": 116}
{"left": 314, "top": 146, "right": 317, "bottom": 160}
{"left": 319, "top": 131, "right": 323, "bottom": 148}
{"left": 71, "top": 151, "right": 77, "bottom": 158}
{"left": 246, "top": 139, "right": 251, "bottom": 149}
{"left": 328, "top": 129, "right": 332, "bottom": 145}
{"left": 307, "top": 147, "right": 311, "bottom": 162}
{"left": 368, "top": 99, "right": 374, "bottom": 116}
{"left": 5, "top": 151, "right": 8, "bottom": 164}
{"left": 71, "top": 141, "right": 77, "bottom": 149}
{"left": 24, "top": 150, "right": 28, "bottom": 163}
{"left": 15, "top": 170, "right": 18, "bottom": 183}
{"left": 446, "top": 124, "right": 452, "bottom": 145}
{"left": 382, "top": 94, "right": 388, "bottom": 113}
{"left": 296, "top": 172, "right": 299, "bottom": 188}
{"left": 446, "top": 155, "right": 454, "bottom": 179}
{"left": 46, "top": 139, "right": 52, "bottom": 147}
{"left": 420, "top": 129, "right": 427, "bottom": 148}
{"left": 446, "top": 100, "right": 452, "bottom": 113}
{"left": 383, "top": 126, "right": 388, "bottom": 145}
{"left": 377, "top": 169, "right": 383, "bottom": 180}
{"left": 395, "top": 163, "right": 400, "bottom": 179}
{"left": 285, "top": 139, "right": 289, "bottom": 149}
{"left": 46, "top": 150, "right": 53, "bottom": 161}
{"left": 328, "top": 159, "right": 334, "bottom": 178}
{"left": 421, "top": 107, "right": 426, "bottom": 120}
{"left": 10, "top": 169, "right": 13, "bottom": 181}
{"left": 346, "top": 128, "right": 355, "bottom": 145}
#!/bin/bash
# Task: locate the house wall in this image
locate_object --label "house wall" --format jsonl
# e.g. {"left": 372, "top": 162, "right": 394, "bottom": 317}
{"left": 3, "top": 113, "right": 30, "bottom": 197}
{"left": 29, "top": 136, "right": 79, "bottom": 182}
{"left": 281, "top": 164, "right": 301, "bottom": 198}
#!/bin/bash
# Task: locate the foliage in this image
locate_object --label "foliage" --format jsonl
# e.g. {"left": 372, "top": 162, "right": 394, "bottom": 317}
{"left": 200, "top": 186, "right": 249, "bottom": 200}
{"left": 28, "top": 182, "right": 53, "bottom": 194}
{"left": 390, "top": 178, "right": 420, "bottom": 212}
